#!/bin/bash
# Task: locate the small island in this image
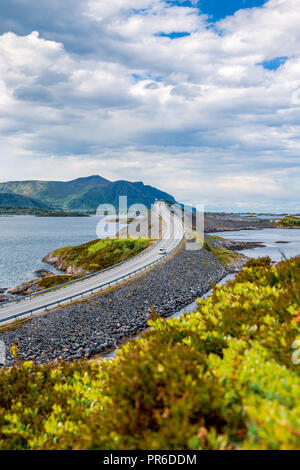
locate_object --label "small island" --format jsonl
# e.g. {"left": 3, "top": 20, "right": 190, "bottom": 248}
{"left": 43, "top": 238, "right": 153, "bottom": 275}
{"left": 3, "top": 237, "right": 153, "bottom": 297}
{"left": 275, "top": 215, "right": 300, "bottom": 227}
{"left": 0, "top": 207, "right": 90, "bottom": 217}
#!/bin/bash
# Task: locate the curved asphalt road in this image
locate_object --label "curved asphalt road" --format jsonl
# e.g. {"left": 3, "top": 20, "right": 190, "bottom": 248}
{"left": 0, "top": 202, "right": 184, "bottom": 326}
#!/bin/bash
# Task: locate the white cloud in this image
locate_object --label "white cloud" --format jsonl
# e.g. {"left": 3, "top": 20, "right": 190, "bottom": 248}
{"left": 0, "top": 0, "right": 299, "bottom": 211}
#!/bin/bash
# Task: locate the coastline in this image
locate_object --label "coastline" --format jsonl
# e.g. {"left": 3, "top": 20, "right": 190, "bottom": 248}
{"left": 1, "top": 227, "right": 298, "bottom": 365}
{"left": 1, "top": 213, "right": 298, "bottom": 365}
{"left": 0, "top": 234, "right": 259, "bottom": 301}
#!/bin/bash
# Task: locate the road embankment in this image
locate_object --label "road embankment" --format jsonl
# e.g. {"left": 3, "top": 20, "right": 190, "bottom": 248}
{"left": 1, "top": 241, "right": 232, "bottom": 365}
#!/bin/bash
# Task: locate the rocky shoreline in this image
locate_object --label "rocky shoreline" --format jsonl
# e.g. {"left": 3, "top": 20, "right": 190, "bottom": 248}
{"left": 0, "top": 242, "right": 247, "bottom": 366}
{"left": 0, "top": 237, "right": 261, "bottom": 301}
{"left": 0, "top": 270, "right": 75, "bottom": 302}
{"left": 208, "top": 237, "right": 265, "bottom": 252}
{"left": 42, "top": 251, "right": 87, "bottom": 276}
{"left": 203, "top": 214, "right": 273, "bottom": 233}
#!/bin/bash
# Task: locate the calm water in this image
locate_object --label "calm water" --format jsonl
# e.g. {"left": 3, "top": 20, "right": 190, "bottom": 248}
{"left": 211, "top": 228, "right": 300, "bottom": 261}
{"left": 0, "top": 217, "right": 299, "bottom": 291}
{"left": 0, "top": 216, "right": 126, "bottom": 289}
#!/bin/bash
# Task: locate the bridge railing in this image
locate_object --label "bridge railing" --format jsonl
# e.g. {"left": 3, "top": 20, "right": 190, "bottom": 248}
{"left": 0, "top": 234, "right": 185, "bottom": 326}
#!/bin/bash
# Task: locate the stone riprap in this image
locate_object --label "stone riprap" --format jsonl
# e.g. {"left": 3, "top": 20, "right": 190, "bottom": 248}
{"left": 0, "top": 246, "right": 229, "bottom": 365}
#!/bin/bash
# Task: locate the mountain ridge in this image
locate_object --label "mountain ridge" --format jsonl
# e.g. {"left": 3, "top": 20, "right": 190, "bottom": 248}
{"left": 0, "top": 176, "right": 176, "bottom": 211}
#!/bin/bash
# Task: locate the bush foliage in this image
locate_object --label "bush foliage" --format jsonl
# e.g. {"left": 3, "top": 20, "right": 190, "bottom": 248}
{"left": 0, "top": 256, "right": 299, "bottom": 450}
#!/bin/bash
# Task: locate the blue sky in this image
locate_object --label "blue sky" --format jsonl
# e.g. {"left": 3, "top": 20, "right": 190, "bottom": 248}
{"left": 169, "top": 0, "right": 267, "bottom": 20}
{"left": 0, "top": 0, "right": 299, "bottom": 212}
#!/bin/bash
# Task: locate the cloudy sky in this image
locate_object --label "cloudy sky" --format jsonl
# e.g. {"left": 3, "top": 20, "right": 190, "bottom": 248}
{"left": 0, "top": 0, "right": 299, "bottom": 211}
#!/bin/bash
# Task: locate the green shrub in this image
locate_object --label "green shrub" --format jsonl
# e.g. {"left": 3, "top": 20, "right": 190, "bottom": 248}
{"left": 0, "top": 256, "right": 299, "bottom": 450}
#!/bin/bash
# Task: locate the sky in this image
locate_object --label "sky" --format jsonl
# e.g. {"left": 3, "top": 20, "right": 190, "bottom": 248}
{"left": 0, "top": 0, "right": 299, "bottom": 212}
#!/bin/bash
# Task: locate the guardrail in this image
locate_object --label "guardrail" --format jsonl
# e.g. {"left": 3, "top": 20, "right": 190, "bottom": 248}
{"left": 0, "top": 215, "right": 165, "bottom": 309}
{"left": 0, "top": 234, "right": 185, "bottom": 326}
{"left": 0, "top": 238, "right": 161, "bottom": 308}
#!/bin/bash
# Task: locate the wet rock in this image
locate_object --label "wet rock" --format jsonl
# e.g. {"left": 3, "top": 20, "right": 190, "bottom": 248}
{"left": 43, "top": 252, "right": 87, "bottom": 276}
{"left": 7, "top": 280, "right": 41, "bottom": 296}
{"left": 35, "top": 269, "right": 55, "bottom": 278}
{"left": 0, "top": 294, "right": 11, "bottom": 303}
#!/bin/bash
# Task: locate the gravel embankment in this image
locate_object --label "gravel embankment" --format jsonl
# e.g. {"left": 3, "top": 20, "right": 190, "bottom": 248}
{"left": 0, "top": 247, "right": 229, "bottom": 365}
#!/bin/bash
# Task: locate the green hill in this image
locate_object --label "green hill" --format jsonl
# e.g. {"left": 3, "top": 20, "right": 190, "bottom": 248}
{"left": 0, "top": 193, "right": 52, "bottom": 209}
{"left": 0, "top": 176, "right": 175, "bottom": 211}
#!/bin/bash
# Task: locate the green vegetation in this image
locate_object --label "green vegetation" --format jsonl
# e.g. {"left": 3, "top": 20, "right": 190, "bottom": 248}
{"left": 276, "top": 216, "right": 300, "bottom": 227}
{"left": 37, "top": 211, "right": 89, "bottom": 217}
{"left": 203, "top": 238, "right": 242, "bottom": 266}
{"left": 37, "top": 275, "right": 80, "bottom": 290}
{"left": 206, "top": 235, "right": 223, "bottom": 240}
{"left": 52, "top": 238, "right": 152, "bottom": 273}
{"left": 0, "top": 256, "right": 299, "bottom": 450}
{"left": 0, "top": 193, "right": 51, "bottom": 210}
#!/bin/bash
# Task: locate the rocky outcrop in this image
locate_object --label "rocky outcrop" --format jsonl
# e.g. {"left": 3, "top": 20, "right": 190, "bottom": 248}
{"left": 42, "top": 252, "right": 87, "bottom": 276}
{"left": 205, "top": 236, "right": 264, "bottom": 273}
{"left": 211, "top": 238, "right": 265, "bottom": 251}
{"left": 0, "top": 294, "right": 11, "bottom": 303}
{"left": 7, "top": 279, "right": 43, "bottom": 296}
{"left": 7, "top": 272, "right": 58, "bottom": 297}
{"left": 0, "top": 288, "right": 14, "bottom": 303}
{"left": 203, "top": 214, "right": 273, "bottom": 233}
{"left": 35, "top": 269, "right": 55, "bottom": 278}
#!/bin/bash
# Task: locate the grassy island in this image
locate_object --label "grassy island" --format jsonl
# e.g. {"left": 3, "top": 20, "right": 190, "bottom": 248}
{"left": 0, "top": 256, "right": 299, "bottom": 450}
{"left": 275, "top": 216, "right": 300, "bottom": 227}
{"left": 46, "top": 238, "right": 153, "bottom": 274}
{"left": 0, "top": 207, "right": 90, "bottom": 217}
{"left": 7, "top": 238, "right": 154, "bottom": 295}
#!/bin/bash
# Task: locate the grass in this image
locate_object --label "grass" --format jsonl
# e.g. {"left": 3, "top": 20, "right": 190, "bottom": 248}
{"left": 207, "top": 235, "right": 224, "bottom": 240}
{"left": 203, "top": 238, "right": 242, "bottom": 266}
{"left": 51, "top": 238, "right": 153, "bottom": 273}
{"left": 37, "top": 275, "right": 80, "bottom": 290}
{"left": 0, "top": 256, "right": 299, "bottom": 450}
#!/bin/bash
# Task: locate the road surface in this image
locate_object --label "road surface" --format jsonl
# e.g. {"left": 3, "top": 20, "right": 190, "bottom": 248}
{"left": 0, "top": 202, "right": 184, "bottom": 326}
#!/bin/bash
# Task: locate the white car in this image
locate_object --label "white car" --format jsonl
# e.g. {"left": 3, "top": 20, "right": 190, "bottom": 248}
{"left": 159, "top": 247, "right": 167, "bottom": 255}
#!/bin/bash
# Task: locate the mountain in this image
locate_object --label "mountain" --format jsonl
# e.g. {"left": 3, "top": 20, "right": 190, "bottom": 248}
{"left": 0, "top": 193, "right": 52, "bottom": 209}
{"left": 0, "top": 176, "right": 176, "bottom": 211}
